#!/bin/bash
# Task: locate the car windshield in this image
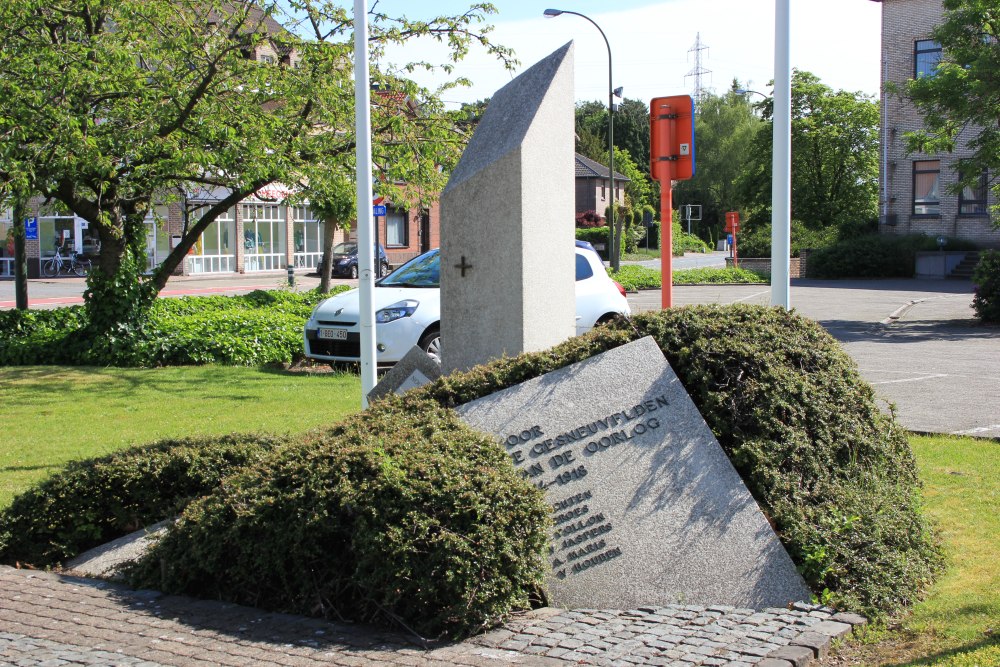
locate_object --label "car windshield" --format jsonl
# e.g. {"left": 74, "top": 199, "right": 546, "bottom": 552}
{"left": 379, "top": 249, "right": 440, "bottom": 288}
{"left": 332, "top": 242, "right": 358, "bottom": 255}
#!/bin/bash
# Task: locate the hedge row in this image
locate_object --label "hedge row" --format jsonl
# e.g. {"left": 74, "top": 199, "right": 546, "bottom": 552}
{"left": 609, "top": 265, "right": 767, "bottom": 291}
{"left": 808, "top": 233, "right": 978, "bottom": 279}
{"left": 0, "top": 287, "right": 346, "bottom": 367}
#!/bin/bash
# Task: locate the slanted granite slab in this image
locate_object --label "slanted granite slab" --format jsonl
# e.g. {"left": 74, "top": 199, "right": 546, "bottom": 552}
{"left": 440, "top": 42, "right": 576, "bottom": 372}
{"left": 456, "top": 336, "right": 811, "bottom": 610}
{"left": 63, "top": 521, "right": 171, "bottom": 580}
{"left": 368, "top": 345, "right": 441, "bottom": 403}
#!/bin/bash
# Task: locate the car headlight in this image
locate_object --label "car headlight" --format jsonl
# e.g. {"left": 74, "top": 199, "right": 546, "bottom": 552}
{"left": 337, "top": 258, "right": 350, "bottom": 265}
{"left": 376, "top": 299, "right": 419, "bottom": 323}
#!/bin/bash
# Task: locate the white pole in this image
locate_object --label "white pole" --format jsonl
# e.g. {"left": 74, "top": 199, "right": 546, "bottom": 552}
{"left": 354, "top": 0, "right": 377, "bottom": 407}
{"left": 771, "top": 0, "right": 791, "bottom": 309}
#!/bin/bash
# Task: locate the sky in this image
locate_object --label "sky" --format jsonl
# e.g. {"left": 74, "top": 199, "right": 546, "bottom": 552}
{"left": 377, "top": 0, "right": 883, "bottom": 108}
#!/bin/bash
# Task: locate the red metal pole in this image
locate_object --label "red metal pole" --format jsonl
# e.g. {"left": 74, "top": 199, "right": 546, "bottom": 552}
{"left": 733, "top": 229, "right": 738, "bottom": 269}
{"left": 661, "top": 180, "right": 673, "bottom": 309}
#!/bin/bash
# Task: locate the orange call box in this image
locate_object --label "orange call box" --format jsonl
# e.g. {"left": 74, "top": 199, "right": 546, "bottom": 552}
{"left": 649, "top": 95, "right": 695, "bottom": 182}
{"left": 725, "top": 211, "right": 740, "bottom": 233}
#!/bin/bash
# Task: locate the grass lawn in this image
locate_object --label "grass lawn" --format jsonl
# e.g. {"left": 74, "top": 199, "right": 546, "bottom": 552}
{"left": 0, "top": 365, "right": 361, "bottom": 508}
{"left": 827, "top": 434, "right": 999, "bottom": 666}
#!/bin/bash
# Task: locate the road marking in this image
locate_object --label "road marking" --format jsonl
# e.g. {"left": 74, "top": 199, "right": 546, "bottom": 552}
{"left": 951, "top": 424, "right": 1000, "bottom": 436}
{"left": 732, "top": 290, "right": 770, "bottom": 304}
{"left": 870, "top": 374, "right": 947, "bottom": 385}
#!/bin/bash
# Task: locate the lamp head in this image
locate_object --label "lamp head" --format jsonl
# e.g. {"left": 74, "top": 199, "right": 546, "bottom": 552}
{"left": 613, "top": 86, "right": 624, "bottom": 98}
{"left": 543, "top": 8, "right": 563, "bottom": 17}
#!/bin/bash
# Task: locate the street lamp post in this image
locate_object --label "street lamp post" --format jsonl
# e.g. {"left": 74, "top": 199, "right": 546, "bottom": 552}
{"left": 544, "top": 9, "right": 620, "bottom": 270}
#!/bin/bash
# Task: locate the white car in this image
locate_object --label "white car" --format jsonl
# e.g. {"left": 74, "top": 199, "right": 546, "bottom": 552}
{"left": 303, "top": 245, "right": 630, "bottom": 366}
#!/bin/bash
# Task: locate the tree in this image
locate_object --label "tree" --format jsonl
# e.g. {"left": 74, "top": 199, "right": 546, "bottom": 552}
{"left": 906, "top": 0, "right": 1000, "bottom": 224}
{"left": 0, "top": 0, "right": 513, "bottom": 342}
{"left": 740, "top": 71, "right": 879, "bottom": 241}
{"left": 673, "top": 86, "right": 763, "bottom": 240}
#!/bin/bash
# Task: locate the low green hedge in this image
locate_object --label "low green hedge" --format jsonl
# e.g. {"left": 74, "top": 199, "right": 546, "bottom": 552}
{"left": 972, "top": 250, "right": 1000, "bottom": 323}
{"left": 0, "top": 433, "right": 288, "bottom": 566}
{"left": 609, "top": 266, "right": 767, "bottom": 290}
{"left": 125, "top": 397, "right": 549, "bottom": 640}
{"left": 808, "top": 234, "right": 978, "bottom": 279}
{"left": 0, "top": 287, "right": 346, "bottom": 367}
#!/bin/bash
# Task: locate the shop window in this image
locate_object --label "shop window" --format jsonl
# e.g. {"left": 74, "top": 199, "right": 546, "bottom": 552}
{"left": 913, "top": 160, "right": 940, "bottom": 216}
{"left": 915, "top": 40, "right": 942, "bottom": 78}
{"left": 959, "top": 171, "right": 989, "bottom": 215}
{"left": 385, "top": 208, "right": 408, "bottom": 247}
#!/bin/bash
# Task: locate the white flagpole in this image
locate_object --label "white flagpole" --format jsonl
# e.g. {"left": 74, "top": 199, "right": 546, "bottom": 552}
{"left": 354, "top": 0, "right": 377, "bottom": 406}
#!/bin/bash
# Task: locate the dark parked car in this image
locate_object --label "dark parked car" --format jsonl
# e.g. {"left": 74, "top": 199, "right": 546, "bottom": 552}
{"left": 328, "top": 242, "right": 390, "bottom": 279}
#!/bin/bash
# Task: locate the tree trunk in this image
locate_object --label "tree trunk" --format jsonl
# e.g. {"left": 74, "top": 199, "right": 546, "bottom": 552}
{"left": 319, "top": 217, "right": 337, "bottom": 294}
{"left": 12, "top": 198, "right": 28, "bottom": 310}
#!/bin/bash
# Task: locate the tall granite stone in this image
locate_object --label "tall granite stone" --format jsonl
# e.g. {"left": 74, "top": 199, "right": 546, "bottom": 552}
{"left": 456, "top": 337, "right": 813, "bottom": 610}
{"left": 440, "top": 43, "right": 576, "bottom": 373}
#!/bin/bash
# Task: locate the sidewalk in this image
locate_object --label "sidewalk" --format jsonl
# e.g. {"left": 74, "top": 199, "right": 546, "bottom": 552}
{"left": 0, "top": 566, "right": 864, "bottom": 667}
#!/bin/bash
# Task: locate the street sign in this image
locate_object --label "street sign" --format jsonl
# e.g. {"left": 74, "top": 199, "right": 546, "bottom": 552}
{"left": 649, "top": 95, "right": 695, "bottom": 182}
{"left": 373, "top": 205, "right": 387, "bottom": 216}
{"left": 725, "top": 211, "right": 740, "bottom": 233}
{"left": 24, "top": 217, "right": 38, "bottom": 240}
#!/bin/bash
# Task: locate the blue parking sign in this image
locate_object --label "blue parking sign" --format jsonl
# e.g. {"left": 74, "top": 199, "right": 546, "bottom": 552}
{"left": 24, "top": 217, "right": 38, "bottom": 240}
{"left": 373, "top": 205, "right": 387, "bottom": 216}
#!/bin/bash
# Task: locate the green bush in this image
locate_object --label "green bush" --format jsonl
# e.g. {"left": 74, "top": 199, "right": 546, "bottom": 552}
{"left": 0, "top": 287, "right": 346, "bottom": 367}
{"left": 0, "top": 433, "right": 287, "bottom": 567}
{"left": 608, "top": 266, "right": 767, "bottom": 290}
{"left": 575, "top": 226, "right": 613, "bottom": 256}
{"left": 736, "top": 220, "right": 839, "bottom": 258}
{"left": 972, "top": 250, "right": 1000, "bottom": 322}
{"left": 672, "top": 222, "right": 710, "bottom": 255}
{"left": 808, "top": 234, "right": 978, "bottom": 279}
{"left": 126, "top": 396, "right": 549, "bottom": 640}
{"left": 417, "top": 307, "right": 942, "bottom": 618}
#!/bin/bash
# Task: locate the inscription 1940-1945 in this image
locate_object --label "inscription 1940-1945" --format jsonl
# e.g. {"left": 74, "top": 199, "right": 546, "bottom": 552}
{"left": 499, "top": 393, "right": 670, "bottom": 581}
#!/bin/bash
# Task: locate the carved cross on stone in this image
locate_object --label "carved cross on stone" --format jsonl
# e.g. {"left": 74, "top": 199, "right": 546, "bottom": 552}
{"left": 455, "top": 255, "right": 473, "bottom": 277}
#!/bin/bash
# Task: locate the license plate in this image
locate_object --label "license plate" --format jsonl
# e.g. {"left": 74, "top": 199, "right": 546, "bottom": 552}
{"left": 318, "top": 328, "right": 349, "bottom": 341}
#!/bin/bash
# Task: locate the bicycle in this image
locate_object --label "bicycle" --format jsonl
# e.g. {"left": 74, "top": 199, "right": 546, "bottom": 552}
{"left": 42, "top": 247, "right": 92, "bottom": 277}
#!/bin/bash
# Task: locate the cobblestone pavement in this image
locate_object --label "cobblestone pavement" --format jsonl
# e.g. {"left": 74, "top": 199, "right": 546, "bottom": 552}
{"left": 0, "top": 566, "right": 865, "bottom": 667}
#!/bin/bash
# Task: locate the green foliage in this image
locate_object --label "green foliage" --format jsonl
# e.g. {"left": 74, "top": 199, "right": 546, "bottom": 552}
{"left": 0, "top": 288, "right": 343, "bottom": 367}
{"left": 906, "top": 0, "right": 1000, "bottom": 222}
{"left": 674, "top": 87, "right": 764, "bottom": 239}
{"left": 808, "top": 234, "right": 977, "bottom": 279}
{"left": 126, "top": 396, "right": 549, "bottom": 639}
{"left": 736, "top": 219, "right": 842, "bottom": 258}
{"left": 416, "top": 307, "right": 942, "bottom": 618}
{"left": 674, "top": 267, "right": 767, "bottom": 284}
{"left": 0, "top": 0, "right": 514, "bottom": 328}
{"left": 575, "top": 226, "right": 614, "bottom": 258}
{"left": 672, "top": 222, "right": 711, "bottom": 255}
{"left": 740, "top": 71, "right": 879, "bottom": 236}
{"left": 971, "top": 250, "right": 1000, "bottom": 322}
{"left": 0, "top": 433, "right": 287, "bottom": 567}
{"left": 608, "top": 266, "right": 766, "bottom": 291}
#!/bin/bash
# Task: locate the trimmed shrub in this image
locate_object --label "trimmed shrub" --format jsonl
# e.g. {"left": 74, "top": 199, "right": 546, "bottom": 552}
{"left": 608, "top": 266, "right": 767, "bottom": 291}
{"left": 126, "top": 396, "right": 549, "bottom": 640}
{"left": 0, "top": 433, "right": 287, "bottom": 567}
{"left": 672, "top": 222, "right": 710, "bottom": 256}
{"left": 576, "top": 226, "right": 613, "bottom": 255}
{"left": 0, "top": 287, "right": 346, "bottom": 367}
{"left": 972, "top": 250, "right": 1000, "bottom": 323}
{"left": 808, "top": 234, "right": 978, "bottom": 279}
{"left": 417, "top": 307, "right": 942, "bottom": 618}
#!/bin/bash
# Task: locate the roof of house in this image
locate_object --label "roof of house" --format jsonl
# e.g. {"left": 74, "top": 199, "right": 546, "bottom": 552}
{"left": 574, "top": 153, "right": 631, "bottom": 182}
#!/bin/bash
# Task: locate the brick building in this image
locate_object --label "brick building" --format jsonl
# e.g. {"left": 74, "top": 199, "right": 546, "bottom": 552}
{"left": 874, "top": 0, "right": 999, "bottom": 247}
{"left": 574, "top": 153, "right": 628, "bottom": 221}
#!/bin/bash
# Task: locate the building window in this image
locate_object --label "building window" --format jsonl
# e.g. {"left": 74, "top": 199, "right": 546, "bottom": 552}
{"left": 959, "top": 171, "right": 989, "bottom": 215}
{"left": 385, "top": 208, "right": 408, "bottom": 247}
{"left": 259, "top": 54, "right": 276, "bottom": 65}
{"left": 914, "top": 39, "right": 942, "bottom": 78}
{"left": 913, "top": 160, "right": 941, "bottom": 216}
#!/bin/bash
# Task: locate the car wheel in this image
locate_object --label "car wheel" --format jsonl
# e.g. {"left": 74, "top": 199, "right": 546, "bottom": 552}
{"left": 379, "top": 261, "right": 389, "bottom": 277}
{"left": 350, "top": 265, "right": 358, "bottom": 279}
{"left": 418, "top": 327, "right": 442, "bottom": 365}
{"left": 596, "top": 313, "right": 624, "bottom": 327}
